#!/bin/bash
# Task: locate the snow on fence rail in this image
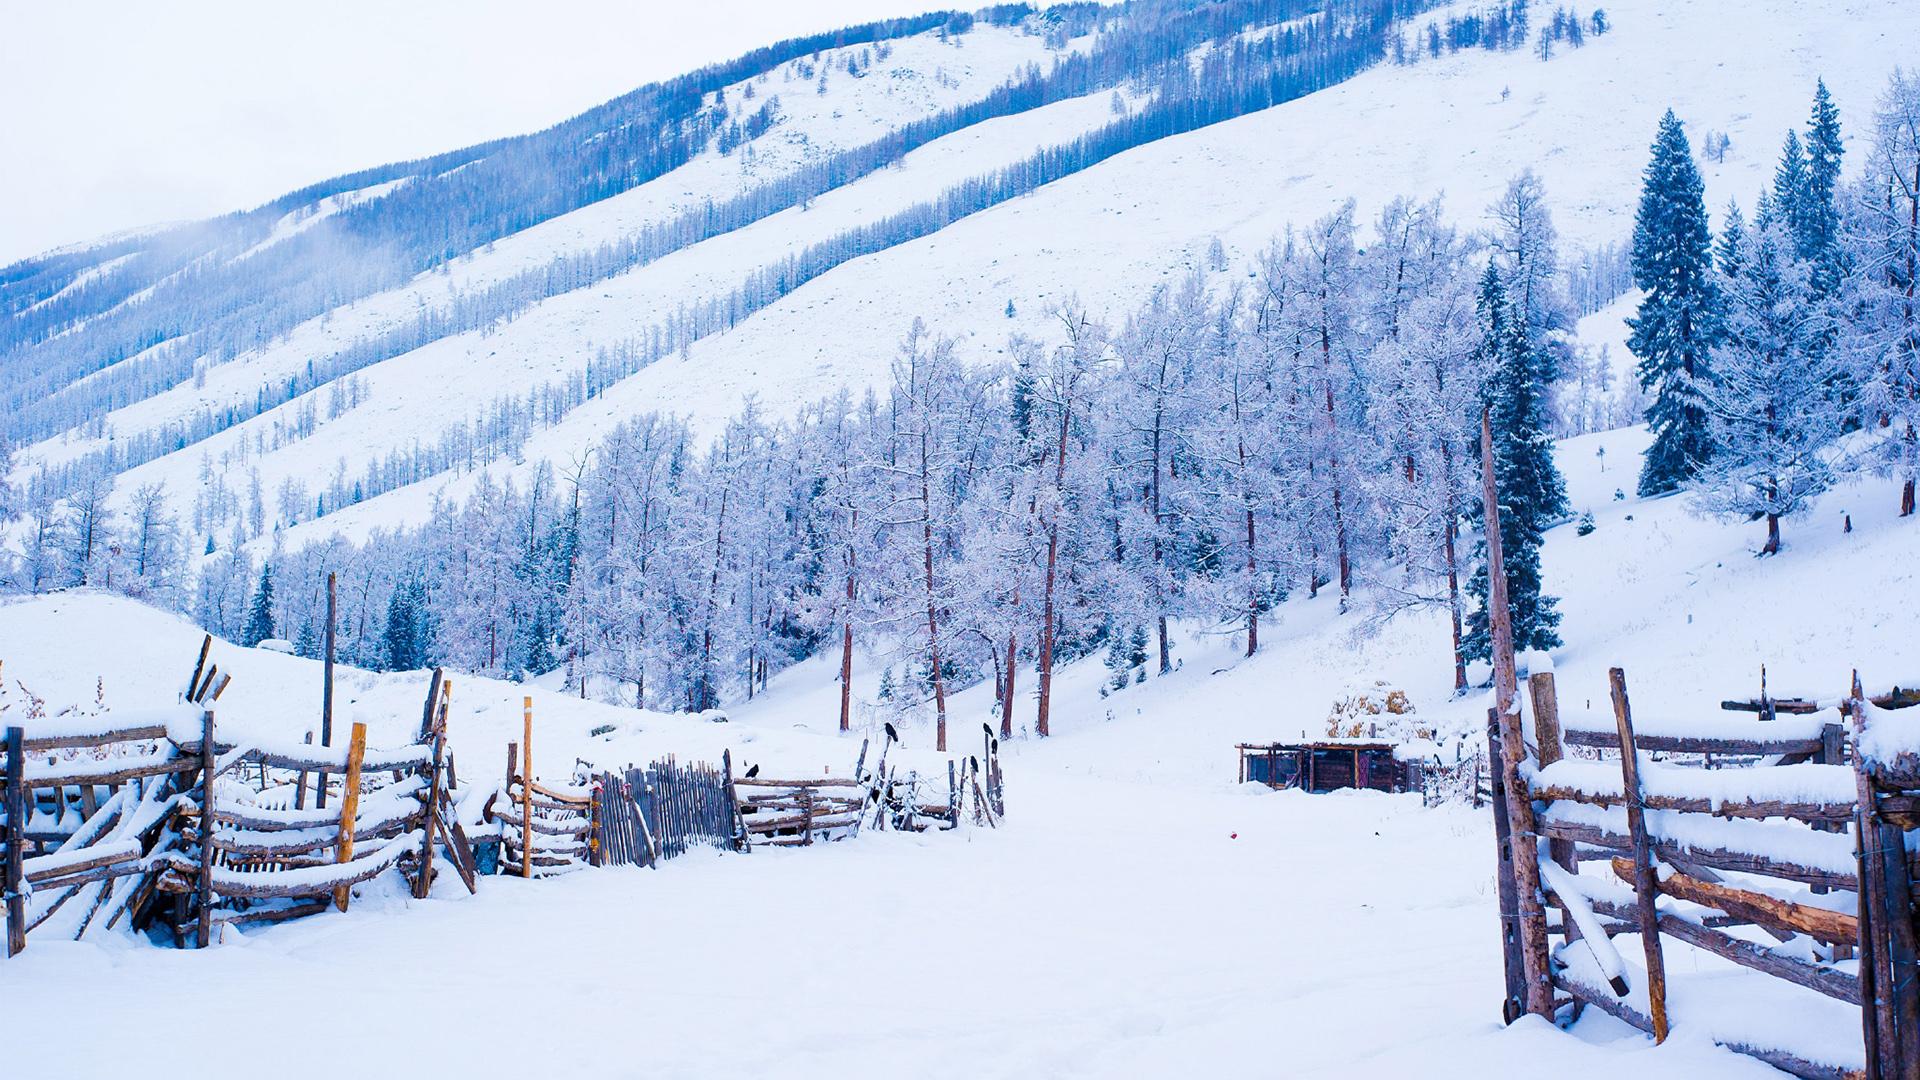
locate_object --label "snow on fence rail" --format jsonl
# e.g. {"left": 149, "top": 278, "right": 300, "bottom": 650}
{"left": 0, "top": 645, "right": 478, "bottom": 955}
{"left": 1485, "top": 664, "right": 1916, "bottom": 1079}
{"left": 6, "top": 646, "right": 1013, "bottom": 959}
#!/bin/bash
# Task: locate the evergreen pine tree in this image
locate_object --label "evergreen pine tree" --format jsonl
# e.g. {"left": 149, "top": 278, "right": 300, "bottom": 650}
{"left": 1768, "top": 130, "right": 1810, "bottom": 237}
{"left": 1631, "top": 110, "right": 1724, "bottom": 495}
{"left": 1464, "top": 267, "right": 1565, "bottom": 663}
{"left": 242, "top": 564, "right": 275, "bottom": 647}
{"left": 1802, "top": 80, "right": 1845, "bottom": 291}
{"left": 384, "top": 579, "right": 419, "bottom": 671}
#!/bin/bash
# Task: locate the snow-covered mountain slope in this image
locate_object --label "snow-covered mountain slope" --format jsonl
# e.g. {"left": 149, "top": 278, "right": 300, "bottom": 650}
{"left": 8, "top": 0, "right": 1920, "bottom": 565}
{"left": 0, "top": 419, "right": 1904, "bottom": 1077}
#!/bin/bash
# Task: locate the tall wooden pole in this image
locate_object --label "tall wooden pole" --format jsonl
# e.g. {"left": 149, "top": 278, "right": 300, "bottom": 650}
{"left": 4, "top": 726, "right": 24, "bottom": 957}
{"left": 1480, "top": 407, "right": 1553, "bottom": 1020}
{"left": 318, "top": 572, "right": 337, "bottom": 810}
{"left": 521, "top": 696, "right": 534, "bottom": 879}
{"left": 195, "top": 709, "right": 217, "bottom": 948}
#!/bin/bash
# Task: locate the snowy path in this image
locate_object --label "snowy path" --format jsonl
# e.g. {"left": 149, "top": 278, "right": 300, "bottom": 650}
{"left": 3, "top": 767, "right": 1779, "bottom": 1078}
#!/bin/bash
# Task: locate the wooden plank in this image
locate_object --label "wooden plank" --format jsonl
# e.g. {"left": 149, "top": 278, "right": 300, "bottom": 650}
{"left": 1611, "top": 667, "right": 1669, "bottom": 1043}
{"left": 5, "top": 726, "right": 25, "bottom": 957}
{"left": 333, "top": 722, "right": 367, "bottom": 912}
{"left": 195, "top": 710, "right": 216, "bottom": 948}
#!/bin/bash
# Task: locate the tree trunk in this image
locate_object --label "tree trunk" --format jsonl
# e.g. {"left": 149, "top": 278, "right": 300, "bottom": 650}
{"left": 1765, "top": 512, "right": 1781, "bottom": 556}
{"left": 1035, "top": 397, "right": 1072, "bottom": 740}
{"left": 1036, "top": 526, "right": 1059, "bottom": 739}
{"left": 1245, "top": 504, "right": 1259, "bottom": 658}
{"left": 1002, "top": 630, "right": 1017, "bottom": 739}
{"left": 919, "top": 430, "right": 948, "bottom": 752}
{"left": 839, "top": 617, "right": 854, "bottom": 734}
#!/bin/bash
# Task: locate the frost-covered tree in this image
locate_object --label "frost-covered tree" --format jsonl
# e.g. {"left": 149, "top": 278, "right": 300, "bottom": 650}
{"left": 1629, "top": 110, "right": 1723, "bottom": 495}
{"left": 1694, "top": 221, "right": 1840, "bottom": 554}
{"left": 1842, "top": 69, "right": 1920, "bottom": 516}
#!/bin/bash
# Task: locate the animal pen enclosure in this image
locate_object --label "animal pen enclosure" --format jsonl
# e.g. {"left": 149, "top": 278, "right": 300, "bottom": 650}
{"left": 1236, "top": 740, "right": 1416, "bottom": 793}
{"left": 4, "top": 642, "right": 1009, "bottom": 958}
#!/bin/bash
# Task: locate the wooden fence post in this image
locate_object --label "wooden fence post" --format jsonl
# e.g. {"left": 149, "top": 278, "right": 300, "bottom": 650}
{"left": 334, "top": 722, "right": 367, "bottom": 912}
{"left": 196, "top": 710, "right": 217, "bottom": 948}
{"left": 1486, "top": 711, "right": 1527, "bottom": 1023}
{"left": 520, "top": 697, "right": 534, "bottom": 879}
{"left": 1609, "top": 668, "right": 1669, "bottom": 1043}
{"left": 416, "top": 678, "right": 449, "bottom": 899}
{"left": 318, "top": 573, "right": 336, "bottom": 810}
{"left": 4, "top": 726, "right": 24, "bottom": 958}
{"left": 1529, "top": 671, "right": 1590, "bottom": 999}
{"left": 1480, "top": 408, "right": 1554, "bottom": 1021}
{"left": 1850, "top": 673, "right": 1920, "bottom": 1078}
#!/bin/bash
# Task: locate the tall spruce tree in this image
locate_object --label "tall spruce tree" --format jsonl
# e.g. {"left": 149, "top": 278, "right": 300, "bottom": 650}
{"left": 1631, "top": 109, "right": 1723, "bottom": 496}
{"left": 242, "top": 564, "right": 275, "bottom": 647}
{"left": 384, "top": 576, "right": 428, "bottom": 671}
{"left": 1464, "top": 266, "right": 1565, "bottom": 663}
{"left": 1804, "top": 82, "right": 1845, "bottom": 276}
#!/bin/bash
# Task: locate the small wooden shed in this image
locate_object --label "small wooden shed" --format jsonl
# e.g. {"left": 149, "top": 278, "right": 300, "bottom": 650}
{"left": 1236, "top": 740, "right": 1413, "bottom": 794}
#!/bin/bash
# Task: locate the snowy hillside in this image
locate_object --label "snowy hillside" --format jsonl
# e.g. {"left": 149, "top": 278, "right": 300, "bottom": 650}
{"left": 3, "top": 0, "right": 1913, "bottom": 563}
{"left": 1, "top": 425, "right": 1906, "bottom": 1077}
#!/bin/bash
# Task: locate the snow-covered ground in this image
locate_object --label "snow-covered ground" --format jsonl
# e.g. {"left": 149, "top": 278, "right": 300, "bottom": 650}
{"left": 0, "top": 429, "right": 1904, "bottom": 1077}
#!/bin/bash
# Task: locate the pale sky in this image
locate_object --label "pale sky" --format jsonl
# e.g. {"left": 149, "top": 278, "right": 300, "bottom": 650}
{"left": 0, "top": 1, "right": 955, "bottom": 266}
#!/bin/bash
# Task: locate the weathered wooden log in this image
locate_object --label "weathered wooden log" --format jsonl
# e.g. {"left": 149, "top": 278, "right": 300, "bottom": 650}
{"left": 212, "top": 900, "right": 330, "bottom": 928}
{"left": 28, "top": 858, "right": 145, "bottom": 892}
{"left": 488, "top": 808, "right": 590, "bottom": 836}
{"left": 22, "top": 755, "right": 197, "bottom": 791}
{"left": 22, "top": 723, "right": 172, "bottom": 753}
{"left": 742, "top": 810, "right": 863, "bottom": 833}
{"left": 729, "top": 777, "right": 864, "bottom": 789}
{"left": 158, "top": 835, "right": 416, "bottom": 900}
{"left": 1539, "top": 817, "right": 1856, "bottom": 890}
{"left": 1530, "top": 781, "right": 1856, "bottom": 824}
{"left": 24, "top": 844, "right": 142, "bottom": 885}
{"left": 1646, "top": 901, "right": 1862, "bottom": 1005}
{"left": 1621, "top": 858, "right": 1857, "bottom": 946}
{"left": 1563, "top": 728, "right": 1825, "bottom": 757}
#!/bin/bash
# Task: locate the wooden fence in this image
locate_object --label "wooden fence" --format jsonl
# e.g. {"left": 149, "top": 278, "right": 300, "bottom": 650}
{"left": 1488, "top": 666, "right": 1904, "bottom": 1079}
{"left": 591, "top": 754, "right": 743, "bottom": 865}
{"left": 3, "top": 650, "right": 475, "bottom": 954}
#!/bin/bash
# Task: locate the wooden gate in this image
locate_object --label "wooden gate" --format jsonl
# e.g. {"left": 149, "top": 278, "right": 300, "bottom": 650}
{"left": 1490, "top": 666, "right": 1911, "bottom": 1079}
